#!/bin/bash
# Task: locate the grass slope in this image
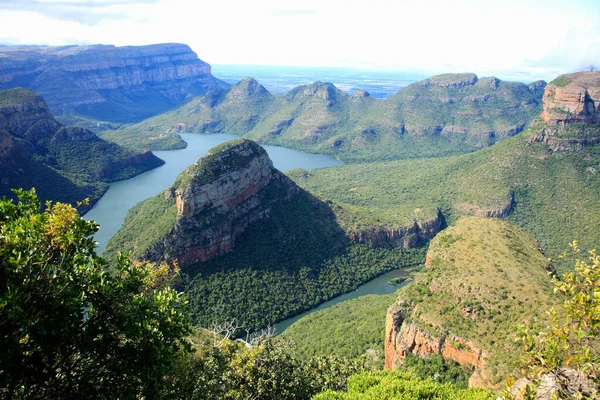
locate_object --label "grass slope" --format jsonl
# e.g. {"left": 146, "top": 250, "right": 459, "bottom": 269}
{"left": 280, "top": 293, "right": 398, "bottom": 369}
{"left": 396, "top": 217, "right": 558, "bottom": 384}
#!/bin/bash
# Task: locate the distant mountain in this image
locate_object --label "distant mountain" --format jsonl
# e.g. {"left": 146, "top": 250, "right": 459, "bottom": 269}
{"left": 0, "top": 87, "right": 164, "bottom": 209}
{"left": 290, "top": 71, "right": 600, "bottom": 272}
{"left": 108, "top": 73, "right": 545, "bottom": 162}
{"left": 0, "top": 43, "right": 229, "bottom": 126}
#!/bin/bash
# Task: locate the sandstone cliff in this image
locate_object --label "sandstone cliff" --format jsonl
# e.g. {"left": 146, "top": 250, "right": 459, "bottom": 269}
{"left": 107, "top": 139, "right": 312, "bottom": 267}
{"left": 384, "top": 217, "right": 557, "bottom": 388}
{"left": 348, "top": 208, "right": 443, "bottom": 248}
{"left": 0, "top": 43, "right": 229, "bottom": 123}
{"left": 0, "top": 87, "right": 164, "bottom": 206}
{"left": 530, "top": 71, "right": 600, "bottom": 151}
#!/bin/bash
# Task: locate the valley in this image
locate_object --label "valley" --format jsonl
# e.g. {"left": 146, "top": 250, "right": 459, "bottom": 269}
{"left": 1, "top": 39, "right": 599, "bottom": 399}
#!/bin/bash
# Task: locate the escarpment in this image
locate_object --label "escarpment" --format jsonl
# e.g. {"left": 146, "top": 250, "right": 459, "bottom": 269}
{"left": 530, "top": 71, "right": 600, "bottom": 151}
{"left": 0, "top": 43, "right": 229, "bottom": 123}
{"left": 108, "top": 139, "right": 310, "bottom": 267}
{"left": 384, "top": 217, "right": 558, "bottom": 388}
{"left": 348, "top": 209, "right": 443, "bottom": 248}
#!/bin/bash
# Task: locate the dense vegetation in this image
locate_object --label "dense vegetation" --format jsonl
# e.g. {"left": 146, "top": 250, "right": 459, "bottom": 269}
{"left": 106, "top": 74, "right": 544, "bottom": 163}
{"left": 280, "top": 293, "right": 398, "bottom": 369}
{"left": 290, "top": 125, "right": 600, "bottom": 272}
{"left": 0, "top": 189, "right": 192, "bottom": 399}
{"left": 312, "top": 371, "right": 493, "bottom": 400}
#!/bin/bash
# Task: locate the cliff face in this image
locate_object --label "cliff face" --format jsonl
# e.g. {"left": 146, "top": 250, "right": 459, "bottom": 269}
{"left": 531, "top": 71, "right": 600, "bottom": 151}
{"left": 0, "top": 87, "right": 163, "bottom": 206}
{"left": 349, "top": 209, "right": 443, "bottom": 248}
{"left": 0, "top": 43, "right": 229, "bottom": 123}
{"left": 133, "top": 139, "right": 302, "bottom": 267}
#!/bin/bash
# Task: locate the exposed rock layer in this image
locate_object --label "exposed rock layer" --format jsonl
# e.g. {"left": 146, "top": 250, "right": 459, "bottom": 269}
{"left": 144, "top": 139, "right": 301, "bottom": 267}
{"left": 0, "top": 43, "right": 229, "bottom": 122}
{"left": 531, "top": 71, "right": 600, "bottom": 151}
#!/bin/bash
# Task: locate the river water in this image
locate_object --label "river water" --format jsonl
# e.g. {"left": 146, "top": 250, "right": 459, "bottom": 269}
{"left": 84, "top": 133, "right": 342, "bottom": 252}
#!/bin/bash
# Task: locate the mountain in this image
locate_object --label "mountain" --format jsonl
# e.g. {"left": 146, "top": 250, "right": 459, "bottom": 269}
{"left": 385, "top": 217, "right": 557, "bottom": 388}
{"left": 0, "top": 43, "right": 229, "bottom": 125}
{"left": 289, "top": 71, "right": 600, "bottom": 272}
{"left": 105, "top": 139, "right": 426, "bottom": 331}
{"left": 100, "top": 77, "right": 275, "bottom": 150}
{"left": 0, "top": 87, "right": 164, "bottom": 208}
{"left": 109, "top": 73, "right": 545, "bottom": 162}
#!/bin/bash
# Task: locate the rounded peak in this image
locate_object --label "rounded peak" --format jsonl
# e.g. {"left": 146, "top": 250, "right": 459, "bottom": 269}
{"left": 0, "top": 87, "right": 47, "bottom": 109}
{"left": 230, "top": 77, "right": 270, "bottom": 96}
{"left": 352, "top": 89, "right": 371, "bottom": 98}
{"left": 171, "top": 139, "right": 271, "bottom": 191}
{"left": 425, "top": 73, "right": 478, "bottom": 88}
{"left": 548, "top": 71, "right": 600, "bottom": 89}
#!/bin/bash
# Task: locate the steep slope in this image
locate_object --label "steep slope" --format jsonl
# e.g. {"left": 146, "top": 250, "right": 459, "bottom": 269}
{"left": 0, "top": 87, "right": 164, "bottom": 208}
{"left": 0, "top": 43, "right": 229, "bottom": 124}
{"left": 105, "top": 139, "right": 426, "bottom": 331}
{"left": 384, "top": 217, "right": 557, "bottom": 388}
{"left": 289, "top": 72, "right": 600, "bottom": 272}
{"left": 109, "top": 73, "right": 544, "bottom": 162}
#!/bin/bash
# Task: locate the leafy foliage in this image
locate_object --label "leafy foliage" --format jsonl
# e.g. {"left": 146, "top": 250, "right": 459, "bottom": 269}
{"left": 186, "top": 338, "right": 364, "bottom": 400}
{"left": 280, "top": 293, "right": 398, "bottom": 369}
{"left": 516, "top": 241, "right": 600, "bottom": 397}
{"left": 0, "top": 189, "right": 192, "bottom": 399}
{"left": 312, "top": 370, "right": 494, "bottom": 400}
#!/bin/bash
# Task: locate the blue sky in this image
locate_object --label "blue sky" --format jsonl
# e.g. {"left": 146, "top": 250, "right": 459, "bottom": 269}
{"left": 0, "top": 0, "right": 598, "bottom": 81}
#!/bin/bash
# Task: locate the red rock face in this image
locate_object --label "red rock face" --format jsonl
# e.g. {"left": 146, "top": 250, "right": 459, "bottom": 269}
{"left": 384, "top": 303, "right": 491, "bottom": 388}
{"left": 144, "top": 140, "right": 300, "bottom": 268}
{"left": 541, "top": 71, "right": 600, "bottom": 124}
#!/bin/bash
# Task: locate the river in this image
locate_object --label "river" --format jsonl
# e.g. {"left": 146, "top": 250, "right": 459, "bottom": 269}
{"left": 273, "top": 268, "right": 410, "bottom": 335}
{"left": 84, "top": 133, "right": 342, "bottom": 252}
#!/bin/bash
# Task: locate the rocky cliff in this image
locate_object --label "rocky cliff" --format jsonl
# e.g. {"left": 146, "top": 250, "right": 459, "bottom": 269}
{"left": 0, "top": 87, "right": 164, "bottom": 207}
{"left": 106, "top": 139, "right": 307, "bottom": 267}
{"left": 384, "top": 217, "right": 557, "bottom": 388}
{"left": 530, "top": 71, "right": 600, "bottom": 151}
{"left": 0, "top": 43, "right": 229, "bottom": 123}
{"left": 348, "top": 208, "right": 443, "bottom": 248}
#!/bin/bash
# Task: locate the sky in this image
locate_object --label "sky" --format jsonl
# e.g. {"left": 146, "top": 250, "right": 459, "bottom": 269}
{"left": 0, "top": 0, "right": 599, "bottom": 82}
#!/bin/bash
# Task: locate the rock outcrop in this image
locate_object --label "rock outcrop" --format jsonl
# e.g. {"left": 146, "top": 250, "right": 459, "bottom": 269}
{"left": 385, "top": 303, "right": 489, "bottom": 387}
{"left": 530, "top": 71, "right": 600, "bottom": 151}
{"left": 140, "top": 139, "right": 302, "bottom": 267}
{"left": 349, "top": 209, "right": 443, "bottom": 248}
{"left": 0, "top": 43, "right": 229, "bottom": 123}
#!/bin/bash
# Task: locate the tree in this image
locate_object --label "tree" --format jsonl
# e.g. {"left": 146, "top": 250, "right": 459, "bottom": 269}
{"left": 0, "top": 189, "right": 192, "bottom": 399}
{"left": 515, "top": 241, "right": 600, "bottom": 398}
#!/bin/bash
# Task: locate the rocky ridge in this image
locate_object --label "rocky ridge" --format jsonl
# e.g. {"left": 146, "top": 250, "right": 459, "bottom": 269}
{"left": 0, "top": 87, "right": 163, "bottom": 206}
{"left": 383, "top": 217, "right": 557, "bottom": 388}
{"left": 530, "top": 71, "right": 600, "bottom": 151}
{"left": 0, "top": 43, "right": 229, "bottom": 123}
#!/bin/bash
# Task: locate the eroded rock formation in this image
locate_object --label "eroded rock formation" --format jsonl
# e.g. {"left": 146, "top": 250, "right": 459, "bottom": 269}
{"left": 145, "top": 139, "right": 302, "bottom": 267}
{"left": 531, "top": 71, "right": 600, "bottom": 151}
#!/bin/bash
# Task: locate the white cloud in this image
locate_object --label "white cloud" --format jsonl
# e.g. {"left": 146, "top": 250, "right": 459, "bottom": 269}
{"left": 0, "top": 0, "right": 598, "bottom": 81}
